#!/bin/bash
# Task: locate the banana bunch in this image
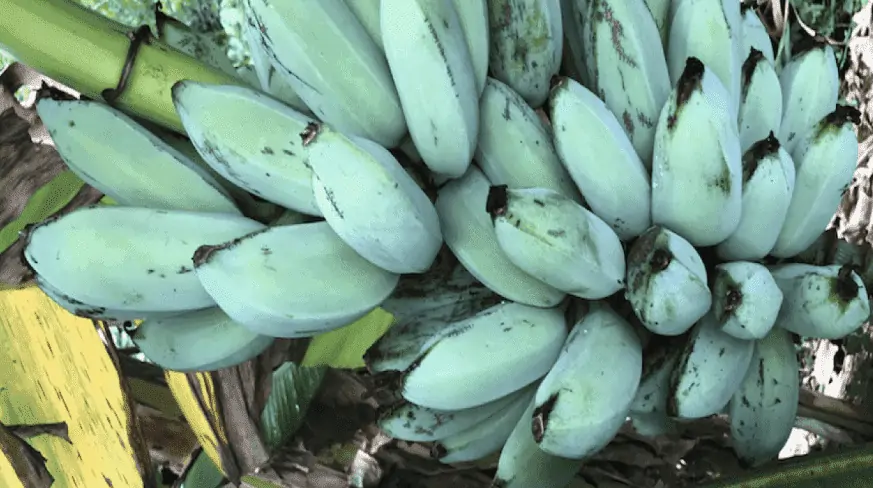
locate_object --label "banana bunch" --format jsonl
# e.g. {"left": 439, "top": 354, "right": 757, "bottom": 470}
{"left": 27, "top": 0, "right": 866, "bottom": 480}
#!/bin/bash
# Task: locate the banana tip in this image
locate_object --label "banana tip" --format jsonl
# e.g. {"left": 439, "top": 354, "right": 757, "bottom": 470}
{"left": 835, "top": 265, "right": 860, "bottom": 301}
{"left": 485, "top": 185, "right": 509, "bottom": 219}
{"left": 531, "top": 394, "right": 558, "bottom": 443}
{"left": 299, "top": 122, "right": 321, "bottom": 146}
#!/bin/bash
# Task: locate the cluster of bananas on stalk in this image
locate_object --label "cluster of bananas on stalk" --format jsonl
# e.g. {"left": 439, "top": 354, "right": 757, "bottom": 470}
{"left": 21, "top": 0, "right": 868, "bottom": 485}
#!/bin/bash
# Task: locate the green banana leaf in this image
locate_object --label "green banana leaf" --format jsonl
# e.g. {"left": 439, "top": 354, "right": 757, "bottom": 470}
{"left": 700, "top": 441, "right": 873, "bottom": 488}
{"left": 179, "top": 449, "right": 226, "bottom": 488}
{"left": 0, "top": 170, "right": 84, "bottom": 256}
{"left": 260, "top": 362, "right": 325, "bottom": 451}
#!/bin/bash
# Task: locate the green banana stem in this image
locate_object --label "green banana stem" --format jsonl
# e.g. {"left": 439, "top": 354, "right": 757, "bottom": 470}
{"left": 0, "top": 0, "right": 242, "bottom": 133}
{"left": 700, "top": 442, "right": 873, "bottom": 487}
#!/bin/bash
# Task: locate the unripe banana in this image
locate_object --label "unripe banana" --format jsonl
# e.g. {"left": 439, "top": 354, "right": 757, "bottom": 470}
{"left": 549, "top": 76, "right": 652, "bottom": 239}
{"left": 771, "top": 106, "right": 860, "bottom": 258}
{"left": 580, "top": 0, "right": 671, "bottom": 166}
{"left": 451, "top": 0, "right": 490, "bottom": 94}
{"left": 625, "top": 226, "right": 712, "bottom": 336}
{"left": 128, "top": 307, "right": 275, "bottom": 372}
{"left": 769, "top": 263, "right": 870, "bottom": 339}
{"left": 475, "top": 77, "right": 580, "bottom": 200}
{"left": 343, "top": 0, "right": 383, "bottom": 49}
{"left": 715, "top": 134, "right": 796, "bottom": 261}
{"left": 302, "top": 123, "right": 443, "bottom": 274}
{"left": 778, "top": 41, "right": 840, "bottom": 154}
{"left": 23, "top": 207, "right": 265, "bottom": 314}
{"left": 486, "top": 186, "right": 626, "bottom": 299}
{"left": 651, "top": 57, "right": 743, "bottom": 247}
{"left": 381, "top": 0, "right": 479, "bottom": 177}
{"left": 531, "top": 303, "right": 642, "bottom": 460}
{"left": 667, "top": 0, "right": 742, "bottom": 118}
{"left": 645, "top": 0, "right": 671, "bottom": 47}
{"left": 34, "top": 276, "right": 184, "bottom": 322}
{"left": 397, "top": 301, "right": 567, "bottom": 410}
{"left": 239, "top": 14, "right": 308, "bottom": 113}
{"left": 667, "top": 312, "right": 755, "bottom": 419}
{"left": 738, "top": 49, "right": 783, "bottom": 152}
{"left": 157, "top": 12, "right": 240, "bottom": 80}
{"left": 492, "top": 400, "right": 581, "bottom": 488}
{"left": 36, "top": 99, "right": 239, "bottom": 215}
{"left": 244, "top": 0, "right": 406, "bottom": 147}
{"left": 150, "top": 126, "right": 282, "bottom": 223}
{"left": 432, "top": 383, "right": 537, "bottom": 464}
{"left": 378, "top": 386, "right": 523, "bottom": 442}
{"left": 366, "top": 266, "right": 502, "bottom": 373}
{"left": 487, "top": 0, "right": 563, "bottom": 108}
{"left": 192, "top": 222, "right": 400, "bottom": 338}
{"left": 435, "top": 167, "right": 566, "bottom": 307}
{"left": 631, "top": 335, "right": 685, "bottom": 414}
{"left": 740, "top": 6, "right": 775, "bottom": 65}
{"left": 729, "top": 327, "right": 800, "bottom": 467}
{"left": 172, "top": 81, "right": 320, "bottom": 215}
{"left": 711, "top": 261, "right": 784, "bottom": 340}
{"left": 560, "top": 0, "right": 591, "bottom": 88}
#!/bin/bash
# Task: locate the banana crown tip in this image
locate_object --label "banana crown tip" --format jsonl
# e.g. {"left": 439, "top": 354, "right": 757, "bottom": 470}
{"left": 299, "top": 121, "right": 322, "bottom": 147}
{"left": 430, "top": 442, "right": 448, "bottom": 459}
{"left": 191, "top": 227, "right": 268, "bottom": 267}
{"left": 675, "top": 58, "right": 705, "bottom": 107}
{"left": 791, "top": 34, "right": 829, "bottom": 58}
{"left": 742, "top": 132, "right": 781, "bottom": 181}
{"left": 548, "top": 75, "right": 567, "bottom": 94}
{"left": 741, "top": 48, "right": 766, "bottom": 88}
{"left": 170, "top": 80, "right": 189, "bottom": 99}
{"left": 531, "top": 393, "right": 557, "bottom": 443}
{"left": 834, "top": 265, "right": 860, "bottom": 302}
{"left": 485, "top": 185, "right": 510, "bottom": 219}
{"left": 827, "top": 104, "right": 862, "bottom": 127}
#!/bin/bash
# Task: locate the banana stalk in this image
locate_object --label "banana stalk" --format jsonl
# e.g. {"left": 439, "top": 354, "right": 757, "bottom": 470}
{"left": 0, "top": 0, "right": 242, "bottom": 132}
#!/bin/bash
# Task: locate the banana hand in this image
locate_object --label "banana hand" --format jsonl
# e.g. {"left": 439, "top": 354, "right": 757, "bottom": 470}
{"left": 486, "top": 186, "right": 626, "bottom": 299}
{"left": 580, "top": 0, "right": 671, "bottom": 166}
{"left": 302, "top": 123, "right": 443, "bottom": 274}
{"left": 668, "top": 312, "right": 755, "bottom": 419}
{"left": 771, "top": 106, "right": 860, "bottom": 258}
{"left": 549, "top": 76, "right": 652, "bottom": 239}
{"left": 711, "top": 261, "right": 784, "bottom": 340}
{"left": 435, "top": 167, "right": 566, "bottom": 307}
{"left": 651, "top": 57, "right": 743, "bottom": 247}
{"left": 476, "top": 77, "right": 581, "bottom": 201}
{"left": 716, "top": 134, "right": 796, "bottom": 261}
{"left": 531, "top": 303, "right": 642, "bottom": 460}
{"left": 625, "top": 226, "right": 712, "bottom": 336}
{"left": 488, "top": 0, "right": 564, "bottom": 108}
{"left": 192, "top": 222, "right": 400, "bottom": 338}
{"left": 729, "top": 327, "right": 800, "bottom": 467}
{"left": 37, "top": 98, "right": 239, "bottom": 215}
{"left": 244, "top": 0, "right": 406, "bottom": 147}
{"left": 172, "top": 81, "right": 321, "bottom": 215}
{"left": 397, "top": 301, "right": 567, "bottom": 410}
{"left": 24, "top": 207, "right": 264, "bottom": 314}
{"left": 381, "top": 0, "right": 479, "bottom": 177}
{"left": 128, "top": 307, "right": 275, "bottom": 372}
{"left": 769, "top": 263, "right": 870, "bottom": 339}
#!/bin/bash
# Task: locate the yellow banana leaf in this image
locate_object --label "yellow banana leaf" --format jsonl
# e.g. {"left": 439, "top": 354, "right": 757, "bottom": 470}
{"left": 165, "top": 371, "right": 231, "bottom": 479}
{"left": 0, "top": 287, "right": 154, "bottom": 486}
{"left": 302, "top": 308, "right": 394, "bottom": 369}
